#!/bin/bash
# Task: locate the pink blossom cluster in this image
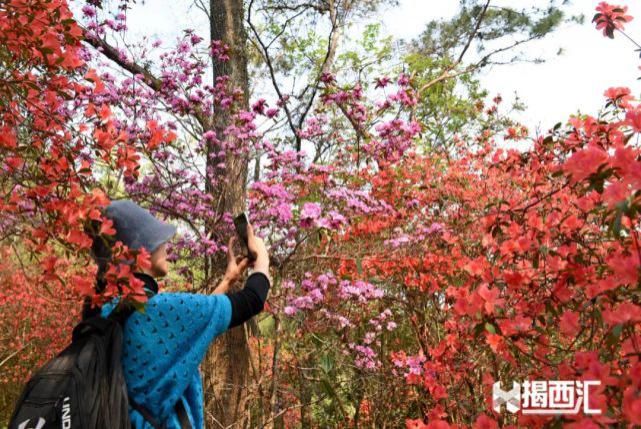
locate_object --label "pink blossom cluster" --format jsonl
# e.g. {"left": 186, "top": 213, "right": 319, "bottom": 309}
{"left": 319, "top": 308, "right": 353, "bottom": 329}
{"left": 249, "top": 182, "right": 295, "bottom": 225}
{"left": 384, "top": 222, "right": 444, "bottom": 248}
{"left": 361, "top": 119, "right": 421, "bottom": 163}
{"left": 296, "top": 202, "right": 347, "bottom": 230}
{"left": 368, "top": 309, "right": 397, "bottom": 332}
{"left": 349, "top": 343, "right": 381, "bottom": 371}
{"left": 297, "top": 116, "right": 329, "bottom": 139}
{"left": 391, "top": 352, "right": 426, "bottom": 382}
{"left": 251, "top": 98, "right": 279, "bottom": 118}
{"left": 337, "top": 279, "right": 383, "bottom": 303}
{"left": 324, "top": 187, "right": 394, "bottom": 216}
{"left": 283, "top": 272, "right": 337, "bottom": 316}
{"left": 283, "top": 273, "right": 385, "bottom": 316}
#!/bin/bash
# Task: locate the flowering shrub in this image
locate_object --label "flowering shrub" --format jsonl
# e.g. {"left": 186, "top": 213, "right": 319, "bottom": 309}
{"left": 3, "top": 0, "right": 641, "bottom": 427}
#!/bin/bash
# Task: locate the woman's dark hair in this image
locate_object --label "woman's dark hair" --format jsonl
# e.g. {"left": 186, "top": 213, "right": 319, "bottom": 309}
{"left": 81, "top": 218, "right": 115, "bottom": 319}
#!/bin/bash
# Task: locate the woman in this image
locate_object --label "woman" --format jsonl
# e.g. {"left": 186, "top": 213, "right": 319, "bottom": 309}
{"left": 92, "top": 200, "right": 271, "bottom": 429}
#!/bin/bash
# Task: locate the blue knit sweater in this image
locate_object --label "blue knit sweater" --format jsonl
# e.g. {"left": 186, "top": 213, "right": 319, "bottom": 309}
{"left": 102, "top": 291, "right": 232, "bottom": 429}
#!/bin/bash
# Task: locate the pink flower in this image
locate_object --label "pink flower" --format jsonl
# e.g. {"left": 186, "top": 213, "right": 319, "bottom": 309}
{"left": 252, "top": 99, "right": 267, "bottom": 115}
{"left": 375, "top": 76, "right": 391, "bottom": 89}
{"left": 320, "top": 72, "right": 335, "bottom": 84}
{"left": 81, "top": 5, "right": 96, "bottom": 17}
{"left": 300, "top": 202, "right": 322, "bottom": 228}
{"left": 265, "top": 108, "right": 279, "bottom": 118}
{"left": 593, "top": 2, "right": 633, "bottom": 38}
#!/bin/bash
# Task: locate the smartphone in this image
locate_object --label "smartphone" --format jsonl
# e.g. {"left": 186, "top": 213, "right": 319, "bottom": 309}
{"left": 233, "top": 212, "right": 256, "bottom": 260}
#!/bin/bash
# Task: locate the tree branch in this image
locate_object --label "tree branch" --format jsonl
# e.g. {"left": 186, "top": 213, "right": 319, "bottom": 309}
{"left": 82, "top": 28, "right": 210, "bottom": 128}
{"left": 456, "top": 0, "right": 491, "bottom": 64}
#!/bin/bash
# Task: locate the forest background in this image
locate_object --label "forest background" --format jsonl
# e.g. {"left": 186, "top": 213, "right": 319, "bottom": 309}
{"left": 3, "top": 0, "right": 641, "bottom": 427}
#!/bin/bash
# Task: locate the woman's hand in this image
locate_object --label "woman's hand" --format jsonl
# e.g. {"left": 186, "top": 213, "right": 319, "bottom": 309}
{"left": 223, "top": 236, "right": 250, "bottom": 285}
{"left": 213, "top": 227, "right": 269, "bottom": 295}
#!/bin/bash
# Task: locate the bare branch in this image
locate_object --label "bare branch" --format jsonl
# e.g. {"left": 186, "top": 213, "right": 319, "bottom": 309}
{"left": 456, "top": 0, "right": 491, "bottom": 64}
{"left": 83, "top": 29, "right": 163, "bottom": 92}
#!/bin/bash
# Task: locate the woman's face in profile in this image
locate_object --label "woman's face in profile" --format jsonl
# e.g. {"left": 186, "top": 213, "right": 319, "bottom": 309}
{"left": 150, "top": 243, "right": 169, "bottom": 277}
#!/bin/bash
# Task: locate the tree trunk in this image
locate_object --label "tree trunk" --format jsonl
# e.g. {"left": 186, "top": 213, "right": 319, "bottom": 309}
{"left": 202, "top": 0, "right": 251, "bottom": 427}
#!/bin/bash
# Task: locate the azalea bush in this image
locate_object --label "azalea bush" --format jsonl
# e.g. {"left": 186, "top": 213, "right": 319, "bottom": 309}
{"left": 248, "top": 4, "right": 641, "bottom": 427}
{"left": 0, "top": 0, "right": 164, "bottom": 409}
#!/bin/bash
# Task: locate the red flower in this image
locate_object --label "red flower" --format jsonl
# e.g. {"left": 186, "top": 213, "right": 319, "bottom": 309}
{"left": 623, "top": 386, "right": 641, "bottom": 425}
{"left": 405, "top": 419, "right": 428, "bottom": 429}
{"left": 604, "top": 86, "right": 633, "bottom": 107}
{"left": 473, "top": 414, "right": 498, "bottom": 429}
{"left": 485, "top": 333, "right": 504, "bottom": 353}
{"left": 626, "top": 108, "right": 641, "bottom": 132}
{"left": 562, "top": 143, "right": 609, "bottom": 182}
{"left": 477, "top": 283, "right": 504, "bottom": 315}
{"left": 593, "top": 2, "right": 633, "bottom": 38}
{"left": 559, "top": 311, "right": 580, "bottom": 337}
{"left": 99, "top": 219, "right": 116, "bottom": 236}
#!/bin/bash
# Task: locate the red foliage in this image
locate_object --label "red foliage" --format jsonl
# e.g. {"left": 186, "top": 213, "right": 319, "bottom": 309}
{"left": 0, "top": 0, "right": 164, "bottom": 385}
{"left": 336, "top": 95, "right": 641, "bottom": 424}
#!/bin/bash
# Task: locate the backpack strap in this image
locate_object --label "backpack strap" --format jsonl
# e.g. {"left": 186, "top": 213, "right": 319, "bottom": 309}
{"left": 107, "top": 301, "right": 137, "bottom": 325}
{"left": 129, "top": 398, "right": 166, "bottom": 429}
{"left": 129, "top": 398, "right": 192, "bottom": 429}
{"left": 175, "top": 398, "right": 192, "bottom": 429}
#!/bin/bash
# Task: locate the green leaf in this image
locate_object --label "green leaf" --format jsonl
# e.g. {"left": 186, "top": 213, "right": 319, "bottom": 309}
{"left": 610, "top": 200, "right": 628, "bottom": 238}
{"left": 356, "top": 257, "right": 363, "bottom": 275}
{"left": 319, "top": 353, "right": 334, "bottom": 374}
{"left": 320, "top": 378, "right": 336, "bottom": 398}
{"left": 485, "top": 323, "right": 496, "bottom": 334}
{"left": 606, "top": 324, "right": 624, "bottom": 347}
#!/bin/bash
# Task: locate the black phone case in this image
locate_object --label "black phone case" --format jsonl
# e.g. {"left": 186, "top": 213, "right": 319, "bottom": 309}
{"left": 233, "top": 213, "right": 255, "bottom": 260}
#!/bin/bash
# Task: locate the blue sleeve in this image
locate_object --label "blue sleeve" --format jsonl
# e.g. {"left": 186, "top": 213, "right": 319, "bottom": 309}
{"left": 106, "top": 292, "right": 232, "bottom": 423}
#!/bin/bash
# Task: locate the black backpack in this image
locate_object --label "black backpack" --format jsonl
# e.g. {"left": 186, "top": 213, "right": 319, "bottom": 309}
{"left": 8, "top": 306, "right": 135, "bottom": 429}
{"left": 8, "top": 304, "right": 193, "bottom": 429}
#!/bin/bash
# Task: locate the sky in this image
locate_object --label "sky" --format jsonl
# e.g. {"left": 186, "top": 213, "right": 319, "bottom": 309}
{"left": 381, "top": 0, "right": 641, "bottom": 134}
{"left": 121, "top": 0, "right": 641, "bottom": 136}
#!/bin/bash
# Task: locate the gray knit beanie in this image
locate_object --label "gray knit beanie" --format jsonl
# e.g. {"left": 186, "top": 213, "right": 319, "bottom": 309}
{"left": 104, "top": 200, "right": 177, "bottom": 253}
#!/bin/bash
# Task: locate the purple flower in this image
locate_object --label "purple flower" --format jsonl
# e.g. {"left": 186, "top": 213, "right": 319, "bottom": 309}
{"left": 266, "top": 108, "right": 279, "bottom": 119}
{"left": 82, "top": 5, "right": 96, "bottom": 17}
{"left": 252, "top": 99, "right": 267, "bottom": 115}
{"left": 375, "top": 76, "right": 391, "bottom": 89}
{"left": 300, "top": 202, "right": 322, "bottom": 228}
{"left": 426, "top": 222, "right": 444, "bottom": 234}
{"left": 275, "top": 202, "right": 293, "bottom": 223}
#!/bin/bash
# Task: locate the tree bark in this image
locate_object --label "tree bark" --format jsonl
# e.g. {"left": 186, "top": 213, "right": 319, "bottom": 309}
{"left": 202, "top": 0, "right": 251, "bottom": 427}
